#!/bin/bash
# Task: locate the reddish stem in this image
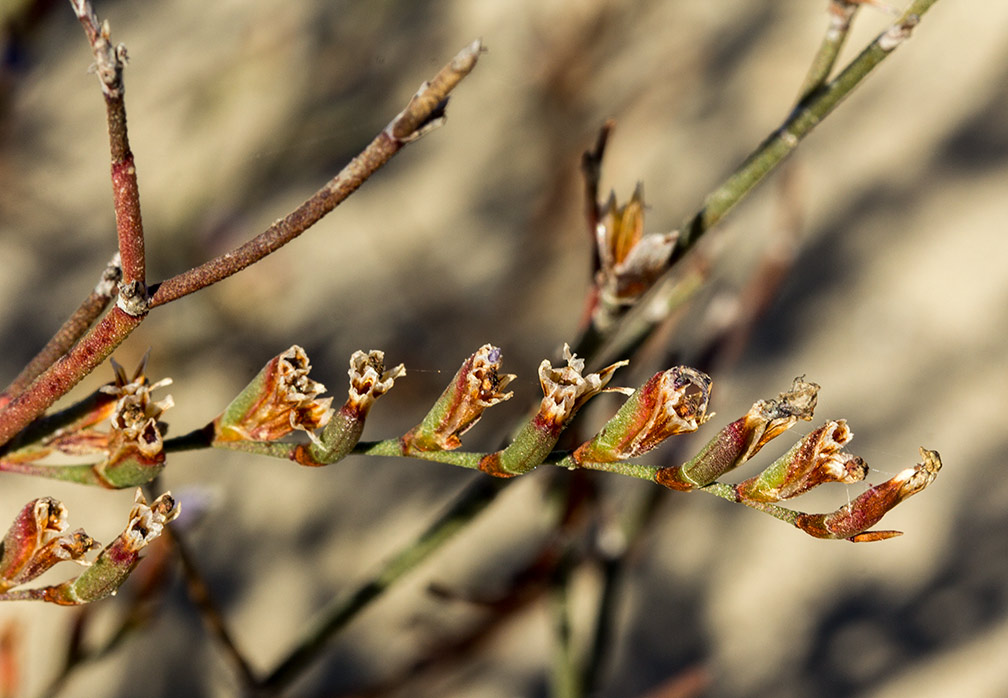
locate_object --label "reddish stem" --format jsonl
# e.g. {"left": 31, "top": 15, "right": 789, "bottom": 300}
{"left": 0, "top": 308, "right": 141, "bottom": 449}
{"left": 0, "top": 255, "right": 120, "bottom": 407}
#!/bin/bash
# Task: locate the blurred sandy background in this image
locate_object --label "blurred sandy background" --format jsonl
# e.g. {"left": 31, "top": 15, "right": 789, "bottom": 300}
{"left": 1, "top": 0, "right": 1006, "bottom": 696}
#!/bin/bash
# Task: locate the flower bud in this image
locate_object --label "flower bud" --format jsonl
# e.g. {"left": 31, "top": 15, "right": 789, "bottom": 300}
{"left": 795, "top": 447, "right": 941, "bottom": 541}
{"left": 572, "top": 366, "right": 711, "bottom": 464}
{"left": 402, "top": 344, "right": 514, "bottom": 452}
{"left": 656, "top": 377, "right": 818, "bottom": 490}
{"left": 302, "top": 350, "right": 405, "bottom": 465}
{"left": 735, "top": 420, "right": 868, "bottom": 502}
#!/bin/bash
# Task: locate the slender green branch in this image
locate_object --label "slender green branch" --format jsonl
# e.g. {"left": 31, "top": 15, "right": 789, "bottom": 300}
{"left": 698, "top": 481, "right": 801, "bottom": 526}
{"left": 675, "top": 5, "right": 929, "bottom": 259}
{"left": 575, "top": 1, "right": 939, "bottom": 360}
{"left": 796, "top": 2, "right": 861, "bottom": 104}
{"left": 550, "top": 550, "right": 582, "bottom": 698}
{"left": 261, "top": 475, "right": 507, "bottom": 692}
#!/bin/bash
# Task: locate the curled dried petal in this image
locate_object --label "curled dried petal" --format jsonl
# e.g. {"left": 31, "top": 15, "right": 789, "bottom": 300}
{"left": 37, "top": 490, "right": 179, "bottom": 605}
{"left": 347, "top": 350, "right": 406, "bottom": 414}
{"left": 537, "top": 344, "right": 627, "bottom": 429}
{"left": 736, "top": 420, "right": 868, "bottom": 502}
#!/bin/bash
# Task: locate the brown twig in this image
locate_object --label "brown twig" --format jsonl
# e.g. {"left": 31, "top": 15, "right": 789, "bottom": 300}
{"left": 0, "top": 307, "right": 141, "bottom": 449}
{"left": 69, "top": 0, "right": 146, "bottom": 292}
{"left": 0, "top": 38, "right": 484, "bottom": 451}
{"left": 0, "top": 253, "right": 120, "bottom": 408}
{"left": 581, "top": 119, "right": 615, "bottom": 270}
{"left": 149, "top": 39, "right": 485, "bottom": 308}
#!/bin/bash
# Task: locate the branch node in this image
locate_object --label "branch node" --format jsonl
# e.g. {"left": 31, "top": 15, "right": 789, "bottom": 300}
{"left": 878, "top": 15, "right": 919, "bottom": 51}
{"left": 115, "top": 281, "right": 148, "bottom": 317}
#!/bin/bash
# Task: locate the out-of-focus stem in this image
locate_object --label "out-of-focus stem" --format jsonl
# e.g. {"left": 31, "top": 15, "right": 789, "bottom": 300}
{"left": 576, "top": 1, "right": 940, "bottom": 359}
{"left": 796, "top": 1, "right": 860, "bottom": 104}
{"left": 261, "top": 475, "right": 506, "bottom": 692}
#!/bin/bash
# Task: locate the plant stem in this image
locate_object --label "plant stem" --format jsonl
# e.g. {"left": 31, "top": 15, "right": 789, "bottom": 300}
{"left": 69, "top": 0, "right": 146, "bottom": 288}
{"left": 795, "top": 2, "right": 860, "bottom": 105}
{"left": 260, "top": 475, "right": 506, "bottom": 692}
{"left": 148, "top": 39, "right": 484, "bottom": 308}
{"left": 0, "top": 39, "right": 483, "bottom": 451}
{"left": 0, "top": 254, "right": 120, "bottom": 408}
{"left": 0, "top": 308, "right": 141, "bottom": 449}
{"left": 575, "top": 1, "right": 940, "bottom": 359}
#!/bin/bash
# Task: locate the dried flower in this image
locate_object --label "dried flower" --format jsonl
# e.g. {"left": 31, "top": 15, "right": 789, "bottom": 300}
{"left": 795, "top": 447, "right": 941, "bottom": 542}
{"left": 0, "top": 498, "right": 97, "bottom": 591}
{"left": 573, "top": 366, "right": 712, "bottom": 464}
{"left": 343, "top": 350, "right": 406, "bottom": 416}
{"left": 657, "top": 377, "right": 818, "bottom": 490}
{"left": 85, "top": 357, "right": 175, "bottom": 488}
{"left": 735, "top": 420, "right": 868, "bottom": 502}
{"left": 593, "top": 184, "right": 678, "bottom": 329}
{"left": 37, "top": 490, "right": 179, "bottom": 605}
{"left": 214, "top": 345, "right": 333, "bottom": 445}
{"left": 297, "top": 350, "right": 405, "bottom": 466}
{"left": 537, "top": 344, "right": 626, "bottom": 431}
{"left": 479, "top": 344, "right": 626, "bottom": 477}
{"left": 403, "top": 344, "right": 515, "bottom": 452}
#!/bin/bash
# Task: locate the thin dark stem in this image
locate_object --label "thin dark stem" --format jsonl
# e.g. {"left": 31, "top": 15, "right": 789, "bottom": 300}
{"left": 162, "top": 522, "right": 259, "bottom": 692}
{"left": 0, "top": 39, "right": 483, "bottom": 451}
{"left": 0, "top": 254, "right": 120, "bottom": 407}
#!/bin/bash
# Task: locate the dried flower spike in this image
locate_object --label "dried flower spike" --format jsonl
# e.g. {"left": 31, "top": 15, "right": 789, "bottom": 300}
{"left": 657, "top": 377, "right": 818, "bottom": 490}
{"left": 735, "top": 420, "right": 868, "bottom": 502}
{"left": 479, "top": 344, "right": 626, "bottom": 477}
{"left": 402, "top": 344, "right": 515, "bottom": 452}
{"left": 572, "top": 366, "right": 712, "bottom": 465}
{"left": 795, "top": 447, "right": 942, "bottom": 542}
{"left": 213, "top": 345, "right": 333, "bottom": 445}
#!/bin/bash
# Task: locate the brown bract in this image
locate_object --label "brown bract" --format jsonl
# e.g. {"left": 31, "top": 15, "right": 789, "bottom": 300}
{"left": 796, "top": 448, "right": 942, "bottom": 541}
{"left": 593, "top": 184, "right": 678, "bottom": 328}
